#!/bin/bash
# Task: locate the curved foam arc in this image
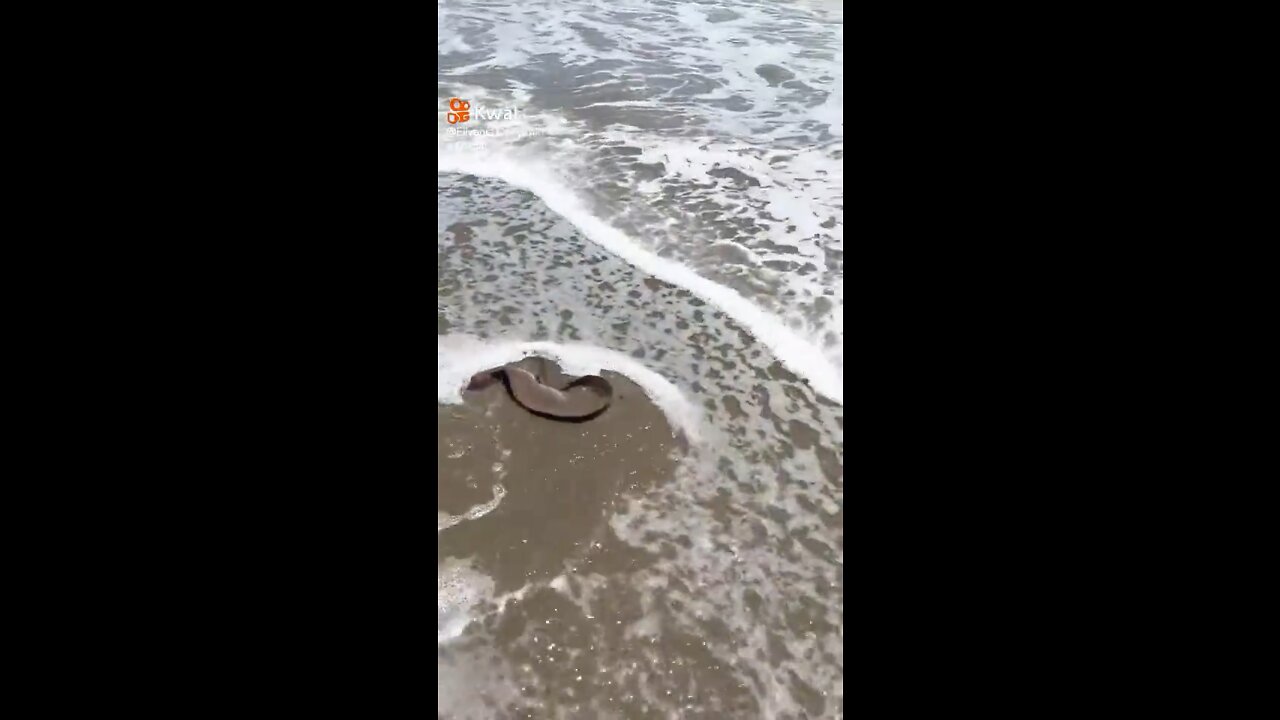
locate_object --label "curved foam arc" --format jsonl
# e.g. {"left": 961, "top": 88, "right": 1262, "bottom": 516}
{"left": 437, "top": 150, "right": 844, "bottom": 405}
{"left": 438, "top": 484, "right": 507, "bottom": 533}
{"left": 437, "top": 334, "right": 704, "bottom": 442}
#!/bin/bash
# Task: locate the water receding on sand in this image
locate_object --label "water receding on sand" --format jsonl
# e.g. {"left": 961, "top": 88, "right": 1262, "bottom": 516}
{"left": 437, "top": 175, "right": 842, "bottom": 718}
{"left": 439, "top": 1, "right": 842, "bottom": 716}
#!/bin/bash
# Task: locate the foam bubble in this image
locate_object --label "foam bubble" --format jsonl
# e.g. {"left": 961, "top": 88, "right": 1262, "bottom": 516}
{"left": 438, "top": 559, "right": 494, "bottom": 644}
{"left": 438, "top": 484, "right": 508, "bottom": 533}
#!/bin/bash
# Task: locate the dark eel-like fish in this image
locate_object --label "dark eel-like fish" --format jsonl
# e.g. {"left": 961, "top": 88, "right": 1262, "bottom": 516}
{"left": 466, "top": 363, "right": 612, "bottom": 422}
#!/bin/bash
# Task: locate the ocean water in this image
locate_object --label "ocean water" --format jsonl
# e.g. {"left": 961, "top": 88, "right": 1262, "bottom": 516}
{"left": 438, "top": 1, "right": 843, "bottom": 717}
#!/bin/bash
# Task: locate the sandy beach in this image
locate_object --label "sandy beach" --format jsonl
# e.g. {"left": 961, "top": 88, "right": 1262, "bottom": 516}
{"left": 439, "top": 0, "right": 842, "bottom": 714}
{"left": 439, "top": 358, "right": 684, "bottom": 595}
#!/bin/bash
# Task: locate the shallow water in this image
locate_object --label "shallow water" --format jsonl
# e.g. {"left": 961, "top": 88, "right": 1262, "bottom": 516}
{"left": 439, "top": 1, "right": 843, "bottom": 717}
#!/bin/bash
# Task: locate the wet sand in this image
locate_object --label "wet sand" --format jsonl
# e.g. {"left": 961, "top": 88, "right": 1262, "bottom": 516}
{"left": 440, "top": 0, "right": 843, "bottom": 713}
{"left": 439, "top": 358, "right": 711, "bottom": 717}
{"left": 438, "top": 178, "right": 843, "bottom": 718}
{"left": 438, "top": 357, "right": 683, "bottom": 595}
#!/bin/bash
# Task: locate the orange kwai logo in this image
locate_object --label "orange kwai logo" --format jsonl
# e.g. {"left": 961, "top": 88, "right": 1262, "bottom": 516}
{"left": 447, "top": 98, "right": 470, "bottom": 124}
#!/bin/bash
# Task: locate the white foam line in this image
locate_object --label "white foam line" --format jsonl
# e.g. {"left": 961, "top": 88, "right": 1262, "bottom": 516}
{"left": 437, "top": 149, "right": 845, "bottom": 405}
{"left": 575, "top": 100, "right": 655, "bottom": 109}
